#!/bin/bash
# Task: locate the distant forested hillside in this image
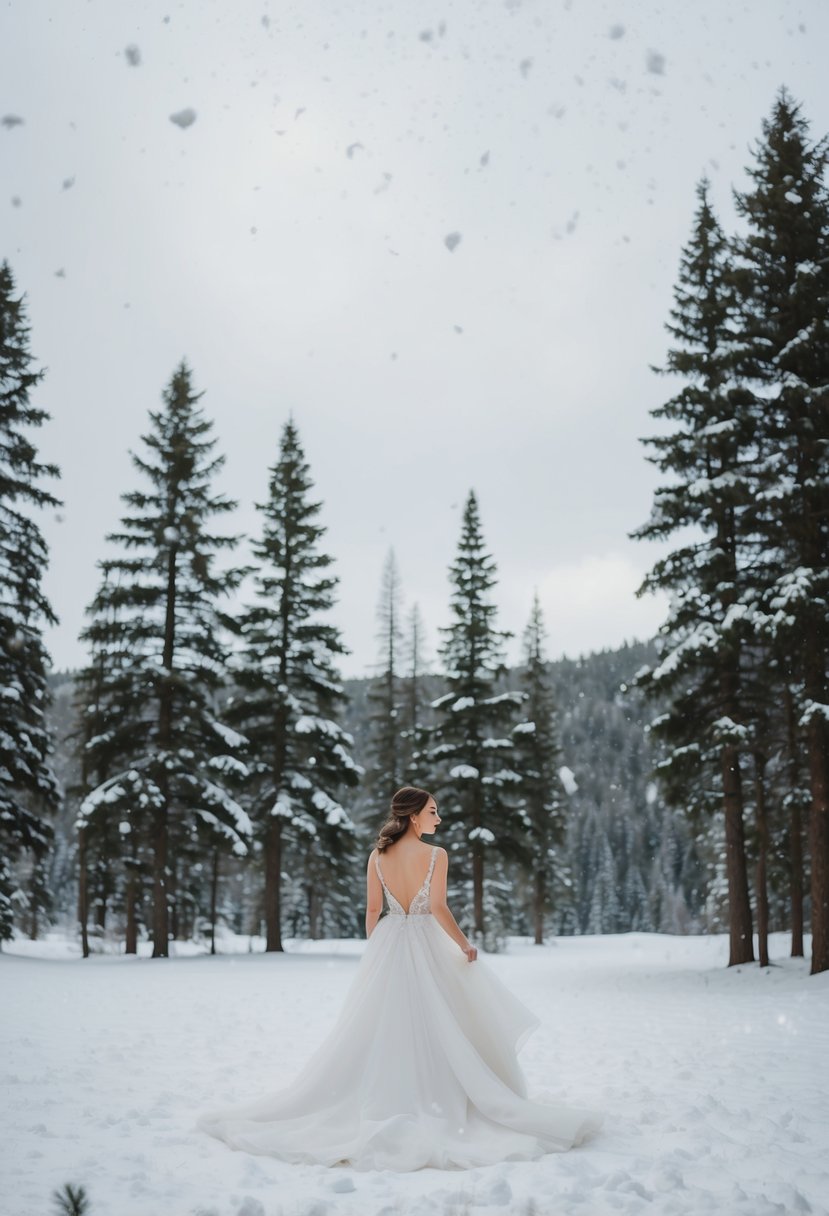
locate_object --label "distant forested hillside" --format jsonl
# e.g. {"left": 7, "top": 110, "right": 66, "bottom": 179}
{"left": 31, "top": 637, "right": 722, "bottom": 949}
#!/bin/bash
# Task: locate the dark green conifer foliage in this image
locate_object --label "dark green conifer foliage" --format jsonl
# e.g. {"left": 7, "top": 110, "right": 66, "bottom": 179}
{"left": 514, "top": 594, "right": 568, "bottom": 944}
{"left": 729, "top": 89, "right": 829, "bottom": 974}
{"left": 52, "top": 1183, "right": 90, "bottom": 1216}
{"left": 0, "top": 261, "right": 61, "bottom": 943}
{"left": 631, "top": 178, "right": 756, "bottom": 965}
{"left": 75, "top": 362, "right": 250, "bottom": 958}
{"left": 231, "top": 419, "right": 360, "bottom": 951}
{"left": 425, "top": 491, "right": 525, "bottom": 940}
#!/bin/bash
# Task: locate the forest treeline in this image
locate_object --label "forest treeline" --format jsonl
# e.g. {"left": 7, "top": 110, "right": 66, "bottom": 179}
{"left": 1, "top": 88, "right": 827, "bottom": 971}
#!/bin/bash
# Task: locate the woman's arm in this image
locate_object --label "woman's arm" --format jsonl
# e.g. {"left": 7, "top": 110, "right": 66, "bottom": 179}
{"left": 365, "top": 849, "right": 384, "bottom": 938}
{"left": 430, "top": 848, "right": 477, "bottom": 961}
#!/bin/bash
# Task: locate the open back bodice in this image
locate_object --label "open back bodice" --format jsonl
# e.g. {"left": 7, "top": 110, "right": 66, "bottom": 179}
{"left": 375, "top": 845, "right": 438, "bottom": 916}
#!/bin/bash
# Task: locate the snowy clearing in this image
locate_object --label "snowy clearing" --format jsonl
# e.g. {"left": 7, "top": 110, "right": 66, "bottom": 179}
{"left": 2, "top": 931, "right": 828, "bottom": 1216}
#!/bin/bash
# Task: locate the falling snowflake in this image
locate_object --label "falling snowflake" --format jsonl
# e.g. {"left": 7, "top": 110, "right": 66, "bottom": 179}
{"left": 169, "top": 107, "right": 197, "bottom": 129}
{"left": 444, "top": 231, "right": 462, "bottom": 252}
{"left": 480, "top": 150, "right": 490, "bottom": 167}
{"left": 346, "top": 142, "right": 364, "bottom": 158}
{"left": 2, "top": 114, "right": 24, "bottom": 129}
{"left": 609, "top": 23, "right": 625, "bottom": 39}
{"left": 125, "top": 44, "right": 141, "bottom": 66}
{"left": 645, "top": 49, "right": 666, "bottom": 75}
{"left": 519, "top": 58, "right": 533, "bottom": 78}
{"left": 62, "top": 176, "right": 75, "bottom": 190}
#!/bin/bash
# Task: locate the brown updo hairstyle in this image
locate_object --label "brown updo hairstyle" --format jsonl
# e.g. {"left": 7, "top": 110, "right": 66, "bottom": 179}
{"left": 376, "top": 786, "right": 433, "bottom": 853}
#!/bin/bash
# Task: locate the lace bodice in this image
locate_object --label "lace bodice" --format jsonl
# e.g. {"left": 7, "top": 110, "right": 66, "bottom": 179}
{"left": 376, "top": 845, "right": 438, "bottom": 916}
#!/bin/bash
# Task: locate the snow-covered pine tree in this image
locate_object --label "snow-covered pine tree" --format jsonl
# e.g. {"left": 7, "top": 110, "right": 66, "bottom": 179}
{"left": 513, "top": 594, "right": 568, "bottom": 944}
{"left": 729, "top": 89, "right": 829, "bottom": 975}
{"left": 401, "top": 602, "right": 429, "bottom": 776}
{"left": 631, "top": 178, "right": 757, "bottom": 966}
{"left": 230, "top": 419, "right": 360, "bottom": 952}
{"left": 425, "top": 490, "right": 526, "bottom": 941}
{"left": 74, "top": 362, "right": 251, "bottom": 958}
{"left": 0, "top": 261, "right": 61, "bottom": 944}
{"left": 365, "top": 549, "right": 405, "bottom": 803}
{"left": 73, "top": 563, "right": 140, "bottom": 954}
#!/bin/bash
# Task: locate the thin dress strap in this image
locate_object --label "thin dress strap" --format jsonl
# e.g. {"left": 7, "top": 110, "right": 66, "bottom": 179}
{"left": 426, "top": 845, "right": 438, "bottom": 883}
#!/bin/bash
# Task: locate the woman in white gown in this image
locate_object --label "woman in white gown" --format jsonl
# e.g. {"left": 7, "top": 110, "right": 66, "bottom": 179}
{"left": 196, "top": 787, "right": 601, "bottom": 1171}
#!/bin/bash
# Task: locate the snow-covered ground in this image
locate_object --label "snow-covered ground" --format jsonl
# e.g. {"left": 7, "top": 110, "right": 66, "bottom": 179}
{"left": 2, "top": 930, "right": 827, "bottom": 1216}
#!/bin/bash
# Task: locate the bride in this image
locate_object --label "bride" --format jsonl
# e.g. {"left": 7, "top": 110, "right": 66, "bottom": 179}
{"left": 196, "top": 786, "right": 601, "bottom": 1170}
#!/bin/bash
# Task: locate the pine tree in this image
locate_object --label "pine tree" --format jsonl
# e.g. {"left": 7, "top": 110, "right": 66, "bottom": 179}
{"left": 365, "top": 548, "right": 405, "bottom": 803}
{"left": 75, "top": 361, "right": 251, "bottom": 958}
{"left": 72, "top": 563, "right": 136, "bottom": 953}
{"left": 513, "top": 594, "right": 568, "bottom": 944}
{"left": 401, "top": 602, "right": 428, "bottom": 775}
{"left": 631, "top": 178, "right": 757, "bottom": 966}
{"left": 231, "top": 419, "right": 360, "bottom": 952}
{"left": 0, "top": 261, "right": 61, "bottom": 944}
{"left": 52, "top": 1183, "right": 90, "bottom": 1216}
{"left": 729, "top": 89, "right": 829, "bottom": 974}
{"left": 425, "top": 491, "right": 525, "bottom": 940}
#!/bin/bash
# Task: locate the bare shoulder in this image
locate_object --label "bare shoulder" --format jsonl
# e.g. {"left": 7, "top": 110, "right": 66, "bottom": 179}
{"left": 433, "top": 846, "right": 448, "bottom": 862}
{"left": 367, "top": 847, "right": 378, "bottom": 866}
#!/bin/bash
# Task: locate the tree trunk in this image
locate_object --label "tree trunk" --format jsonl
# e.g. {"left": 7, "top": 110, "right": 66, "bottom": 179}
{"left": 264, "top": 818, "right": 283, "bottom": 952}
{"left": 151, "top": 803, "right": 169, "bottom": 958}
{"left": 78, "top": 827, "right": 90, "bottom": 959}
{"left": 753, "top": 751, "right": 770, "bottom": 968}
{"left": 472, "top": 781, "right": 484, "bottom": 937}
{"left": 210, "top": 848, "right": 219, "bottom": 956}
{"left": 533, "top": 868, "right": 545, "bottom": 945}
{"left": 804, "top": 633, "right": 829, "bottom": 975}
{"left": 721, "top": 742, "right": 755, "bottom": 965}
{"left": 784, "top": 685, "right": 804, "bottom": 957}
{"left": 152, "top": 543, "right": 177, "bottom": 959}
{"left": 169, "top": 854, "right": 179, "bottom": 941}
{"left": 308, "top": 885, "right": 320, "bottom": 940}
{"left": 96, "top": 866, "right": 108, "bottom": 930}
{"left": 125, "top": 866, "right": 137, "bottom": 955}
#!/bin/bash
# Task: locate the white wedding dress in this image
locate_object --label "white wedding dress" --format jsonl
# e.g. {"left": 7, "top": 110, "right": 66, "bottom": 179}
{"left": 196, "top": 845, "right": 601, "bottom": 1171}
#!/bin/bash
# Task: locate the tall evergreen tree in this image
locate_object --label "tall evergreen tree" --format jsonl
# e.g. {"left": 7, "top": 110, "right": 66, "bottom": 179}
{"left": 631, "top": 178, "right": 757, "bottom": 965}
{"left": 401, "top": 602, "right": 428, "bottom": 775}
{"left": 0, "top": 261, "right": 61, "bottom": 943}
{"left": 513, "top": 594, "right": 568, "bottom": 944}
{"left": 729, "top": 89, "right": 829, "bottom": 974}
{"left": 72, "top": 564, "right": 138, "bottom": 953}
{"left": 230, "top": 419, "right": 360, "bottom": 952}
{"left": 365, "top": 548, "right": 404, "bottom": 803}
{"left": 424, "top": 491, "right": 526, "bottom": 940}
{"left": 75, "top": 361, "right": 251, "bottom": 957}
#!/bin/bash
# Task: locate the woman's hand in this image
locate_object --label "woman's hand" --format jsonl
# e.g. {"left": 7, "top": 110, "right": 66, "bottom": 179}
{"left": 463, "top": 943, "right": 478, "bottom": 962}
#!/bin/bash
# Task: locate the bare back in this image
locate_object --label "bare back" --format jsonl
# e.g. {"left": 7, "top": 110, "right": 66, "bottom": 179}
{"left": 374, "top": 841, "right": 436, "bottom": 913}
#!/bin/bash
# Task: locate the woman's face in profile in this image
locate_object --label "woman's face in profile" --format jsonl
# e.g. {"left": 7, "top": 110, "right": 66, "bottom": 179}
{"left": 413, "top": 797, "right": 441, "bottom": 835}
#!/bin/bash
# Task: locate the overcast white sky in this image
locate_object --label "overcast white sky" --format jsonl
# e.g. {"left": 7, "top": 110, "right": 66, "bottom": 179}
{"left": 2, "top": 0, "right": 827, "bottom": 678}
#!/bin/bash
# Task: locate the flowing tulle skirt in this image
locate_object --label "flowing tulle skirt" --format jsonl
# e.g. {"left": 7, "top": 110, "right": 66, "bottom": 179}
{"left": 196, "top": 915, "right": 601, "bottom": 1171}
